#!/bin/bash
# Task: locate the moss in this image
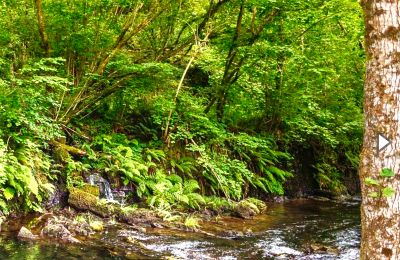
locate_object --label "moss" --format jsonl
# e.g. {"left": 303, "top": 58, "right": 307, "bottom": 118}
{"left": 80, "top": 185, "right": 100, "bottom": 197}
{"left": 68, "top": 187, "right": 114, "bottom": 218}
{"left": 54, "top": 146, "right": 71, "bottom": 163}
{"left": 89, "top": 220, "right": 104, "bottom": 231}
{"left": 233, "top": 198, "right": 267, "bottom": 219}
{"left": 117, "top": 207, "right": 159, "bottom": 225}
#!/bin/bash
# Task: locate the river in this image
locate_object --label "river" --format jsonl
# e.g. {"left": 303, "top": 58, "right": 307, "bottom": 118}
{"left": 0, "top": 199, "right": 360, "bottom": 259}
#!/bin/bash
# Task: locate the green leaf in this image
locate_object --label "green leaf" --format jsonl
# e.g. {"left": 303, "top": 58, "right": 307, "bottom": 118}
{"left": 380, "top": 168, "right": 395, "bottom": 178}
{"left": 3, "top": 187, "right": 15, "bottom": 200}
{"left": 369, "top": 191, "right": 379, "bottom": 198}
{"left": 365, "top": 177, "right": 379, "bottom": 186}
{"left": 382, "top": 187, "right": 396, "bottom": 198}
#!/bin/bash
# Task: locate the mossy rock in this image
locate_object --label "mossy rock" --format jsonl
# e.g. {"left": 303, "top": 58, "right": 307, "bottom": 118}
{"left": 54, "top": 146, "right": 71, "bottom": 163}
{"left": 117, "top": 207, "right": 160, "bottom": 226}
{"left": 234, "top": 198, "right": 267, "bottom": 219}
{"left": 68, "top": 187, "right": 115, "bottom": 218}
{"left": 80, "top": 185, "right": 100, "bottom": 197}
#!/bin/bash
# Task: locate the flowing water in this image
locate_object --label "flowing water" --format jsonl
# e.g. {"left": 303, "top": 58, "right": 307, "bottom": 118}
{"left": 88, "top": 174, "right": 115, "bottom": 201}
{"left": 0, "top": 199, "right": 360, "bottom": 259}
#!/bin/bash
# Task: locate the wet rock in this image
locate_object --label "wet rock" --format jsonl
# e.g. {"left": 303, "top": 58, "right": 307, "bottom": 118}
{"left": 29, "top": 213, "right": 54, "bottom": 230}
{"left": 234, "top": 198, "right": 267, "bottom": 219}
{"left": 151, "top": 223, "right": 163, "bottom": 228}
{"left": 307, "top": 196, "right": 331, "bottom": 202}
{"left": 41, "top": 223, "right": 80, "bottom": 244}
{"left": 44, "top": 185, "right": 68, "bottom": 209}
{"left": 63, "top": 235, "right": 81, "bottom": 244}
{"left": 221, "top": 230, "right": 244, "bottom": 237}
{"left": 125, "top": 236, "right": 146, "bottom": 248}
{"left": 18, "top": 226, "right": 38, "bottom": 240}
{"left": 68, "top": 187, "right": 115, "bottom": 217}
{"left": 234, "top": 204, "right": 257, "bottom": 219}
{"left": 332, "top": 194, "right": 352, "bottom": 202}
{"left": 305, "top": 243, "right": 339, "bottom": 255}
{"left": 273, "top": 196, "right": 287, "bottom": 203}
{"left": 89, "top": 220, "right": 104, "bottom": 232}
{"left": 41, "top": 223, "right": 72, "bottom": 238}
{"left": 131, "top": 225, "right": 146, "bottom": 233}
{"left": 118, "top": 207, "right": 160, "bottom": 226}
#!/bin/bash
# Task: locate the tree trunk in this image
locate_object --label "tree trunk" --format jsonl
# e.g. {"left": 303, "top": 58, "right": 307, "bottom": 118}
{"left": 34, "top": 0, "right": 50, "bottom": 56}
{"left": 360, "top": 1, "right": 400, "bottom": 259}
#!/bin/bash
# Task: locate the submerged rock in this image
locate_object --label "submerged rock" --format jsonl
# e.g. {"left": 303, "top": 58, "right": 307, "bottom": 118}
{"left": 17, "top": 226, "right": 38, "bottom": 240}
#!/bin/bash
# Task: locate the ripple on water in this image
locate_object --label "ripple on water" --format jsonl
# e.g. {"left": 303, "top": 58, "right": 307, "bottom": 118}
{"left": 256, "top": 230, "right": 303, "bottom": 258}
{"left": 335, "top": 227, "right": 360, "bottom": 260}
{"left": 145, "top": 240, "right": 216, "bottom": 259}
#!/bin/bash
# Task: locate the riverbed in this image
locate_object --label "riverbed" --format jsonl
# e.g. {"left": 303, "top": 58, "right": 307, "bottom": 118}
{"left": 0, "top": 199, "right": 360, "bottom": 259}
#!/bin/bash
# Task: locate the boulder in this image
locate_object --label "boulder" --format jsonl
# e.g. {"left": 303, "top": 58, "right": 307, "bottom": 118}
{"left": 41, "top": 223, "right": 80, "bottom": 244}
{"left": 17, "top": 226, "right": 38, "bottom": 240}
{"left": 68, "top": 187, "right": 115, "bottom": 217}
{"left": 80, "top": 184, "right": 100, "bottom": 197}
{"left": 41, "top": 223, "right": 72, "bottom": 238}
{"left": 117, "top": 207, "right": 160, "bottom": 226}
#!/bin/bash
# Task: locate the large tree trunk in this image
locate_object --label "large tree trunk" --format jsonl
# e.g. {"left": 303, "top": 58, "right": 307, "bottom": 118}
{"left": 360, "top": 1, "right": 400, "bottom": 259}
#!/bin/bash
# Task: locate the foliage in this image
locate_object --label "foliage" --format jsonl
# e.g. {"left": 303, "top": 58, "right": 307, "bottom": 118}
{"left": 0, "top": 0, "right": 364, "bottom": 214}
{"left": 365, "top": 168, "right": 396, "bottom": 199}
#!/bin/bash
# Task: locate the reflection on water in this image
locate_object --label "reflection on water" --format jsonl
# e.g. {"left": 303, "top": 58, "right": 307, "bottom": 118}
{"left": 0, "top": 199, "right": 360, "bottom": 259}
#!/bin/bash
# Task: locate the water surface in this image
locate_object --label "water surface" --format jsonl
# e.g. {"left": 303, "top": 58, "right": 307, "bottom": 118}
{"left": 0, "top": 199, "right": 360, "bottom": 259}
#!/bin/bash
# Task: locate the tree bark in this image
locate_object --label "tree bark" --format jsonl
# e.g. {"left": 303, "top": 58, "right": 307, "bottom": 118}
{"left": 34, "top": 0, "right": 50, "bottom": 56}
{"left": 360, "top": 1, "right": 400, "bottom": 259}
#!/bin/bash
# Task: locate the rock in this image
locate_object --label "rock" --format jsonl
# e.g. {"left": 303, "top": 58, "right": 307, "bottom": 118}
{"left": 131, "top": 225, "right": 146, "bottom": 233}
{"left": 117, "top": 207, "right": 160, "bottom": 226}
{"left": 63, "top": 235, "right": 81, "bottom": 244}
{"left": 41, "top": 223, "right": 72, "bottom": 238}
{"left": 41, "top": 223, "right": 80, "bottom": 244}
{"left": 89, "top": 220, "right": 104, "bottom": 232}
{"left": 68, "top": 187, "right": 115, "bottom": 217}
{"left": 221, "top": 230, "right": 244, "bottom": 237}
{"left": 29, "top": 213, "right": 54, "bottom": 230}
{"left": 332, "top": 194, "right": 352, "bottom": 202}
{"left": 125, "top": 236, "right": 146, "bottom": 247}
{"left": 305, "top": 244, "right": 339, "bottom": 255}
{"left": 234, "top": 198, "right": 267, "bottom": 219}
{"left": 151, "top": 223, "right": 163, "bottom": 228}
{"left": 18, "top": 226, "right": 38, "bottom": 240}
{"left": 44, "top": 185, "right": 68, "bottom": 209}
{"left": 273, "top": 196, "right": 287, "bottom": 203}
{"left": 234, "top": 204, "right": 257, "bottom": 219}
{"left": 307, "top": 196, "right": 331, "bottom": 202}
{"left": 80, "top": 184, "right": 100, "bottom": 197}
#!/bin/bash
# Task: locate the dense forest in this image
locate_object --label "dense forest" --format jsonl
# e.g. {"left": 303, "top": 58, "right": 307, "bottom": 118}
{"left": 0, "top": 0, "right": 364, "bottom": 217}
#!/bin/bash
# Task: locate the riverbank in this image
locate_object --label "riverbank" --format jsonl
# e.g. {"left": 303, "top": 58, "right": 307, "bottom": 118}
{"left": 0, "top": 198, "right": 360, "bottom": 259}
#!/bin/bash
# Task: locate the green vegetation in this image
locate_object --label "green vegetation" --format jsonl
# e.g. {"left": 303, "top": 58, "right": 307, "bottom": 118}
{"left": 0, "top": 0, "right": 364, "bottom": 215}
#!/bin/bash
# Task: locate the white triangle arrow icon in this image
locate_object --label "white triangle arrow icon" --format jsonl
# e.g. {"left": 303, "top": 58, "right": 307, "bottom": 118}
{"left": 378, "top": 134, "right": 391, "bottom": 152}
